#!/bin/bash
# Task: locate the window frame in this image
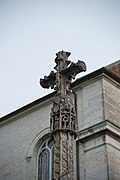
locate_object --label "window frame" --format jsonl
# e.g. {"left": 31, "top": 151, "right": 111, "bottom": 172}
{"left": 36, "top": 138, "right": 54, "bottom": 180}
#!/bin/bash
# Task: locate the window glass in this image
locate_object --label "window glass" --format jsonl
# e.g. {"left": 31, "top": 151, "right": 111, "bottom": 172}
{"left": 37, "top": 138, "right": 54, "bottom": 180}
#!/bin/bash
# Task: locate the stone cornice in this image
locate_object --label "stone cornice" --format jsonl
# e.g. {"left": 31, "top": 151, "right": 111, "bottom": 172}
{"left": 0, "top": 67, "right": 119, "bottom": 124}
{"left": 77, "top": 120, "right": 120, "bottom": 142}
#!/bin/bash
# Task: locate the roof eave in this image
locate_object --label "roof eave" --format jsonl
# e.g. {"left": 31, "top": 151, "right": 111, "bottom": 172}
{"left": 0, "top": 67, "right": 119, "bottom": 123}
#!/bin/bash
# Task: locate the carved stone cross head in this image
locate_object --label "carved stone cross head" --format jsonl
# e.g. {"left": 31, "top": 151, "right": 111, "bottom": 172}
{"left": 40, "top": 50, "right": 87, "bottom": 95}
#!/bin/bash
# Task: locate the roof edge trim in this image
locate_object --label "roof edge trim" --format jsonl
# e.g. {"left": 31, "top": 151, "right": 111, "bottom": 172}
{"left": 0, "top": 67, "right": 119, "bottom": 123}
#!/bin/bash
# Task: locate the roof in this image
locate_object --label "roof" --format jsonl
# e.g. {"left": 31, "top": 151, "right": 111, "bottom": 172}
{"left": 0, "top": 61, "right": 120, "bottom": 123}
{"left": 106, "top": 60, "right": 120, "bottom": 69}
{"left": 106, "top": 60, "right": 120, "bottom": 78}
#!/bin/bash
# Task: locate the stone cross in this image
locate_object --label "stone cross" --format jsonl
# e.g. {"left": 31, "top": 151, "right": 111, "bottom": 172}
{"left": 40, "top": 51, "right": 86, "bottom": 179}
{"left": 40, "top": 51, "right": 86, "bottom": 95}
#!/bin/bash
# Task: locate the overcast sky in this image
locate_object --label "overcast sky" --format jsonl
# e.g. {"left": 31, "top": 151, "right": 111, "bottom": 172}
{"left": 0, "top": 0, "right": 120, "bottom": 117}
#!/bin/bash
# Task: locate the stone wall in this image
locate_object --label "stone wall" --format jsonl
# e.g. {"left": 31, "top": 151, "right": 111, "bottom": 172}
{"left": 76, "top": 76, "right": 120, "bottom": 180}
{"left": 75, "top": 78, "right": 104, "bottom": 131}
{"left": 103, "top": 78, "right": 120, "bottom": 127}
{"left": 106, "top": 133, "right": 120, "bottom": 180}
{"left": 0, "top": 101, "right": 52, "bottom": 180}
{"left": 103, "top": 78, "right": 120, "bottom": 179}
{"left": 77, "top": 134, "right": 108, "bottom": 180}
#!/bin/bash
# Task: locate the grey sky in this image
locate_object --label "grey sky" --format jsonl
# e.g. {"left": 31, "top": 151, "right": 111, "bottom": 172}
{"left": 0, "top": 0, "right": 120, "bottom": 117}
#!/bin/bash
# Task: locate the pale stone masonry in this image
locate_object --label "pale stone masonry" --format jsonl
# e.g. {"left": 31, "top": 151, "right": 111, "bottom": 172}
{"left": 0, "top": 60, "right": 120, "bottom": 180}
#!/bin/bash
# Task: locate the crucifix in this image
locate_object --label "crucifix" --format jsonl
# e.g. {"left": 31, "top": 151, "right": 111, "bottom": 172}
{"left": 40, "top": 51, "right": 86, "bottom": 179}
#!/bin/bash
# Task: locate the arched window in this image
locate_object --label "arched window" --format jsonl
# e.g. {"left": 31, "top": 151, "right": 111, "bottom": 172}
{"left": 37, "top": 138, "right": 54, "bottom": 180}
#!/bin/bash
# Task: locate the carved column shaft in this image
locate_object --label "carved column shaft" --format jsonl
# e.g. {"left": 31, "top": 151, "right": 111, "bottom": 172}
{"left": 52, "top": 131, "right": 74, "bottom": 179}
{"left": 50, "top": 93, "right": 77, "bottom": 179}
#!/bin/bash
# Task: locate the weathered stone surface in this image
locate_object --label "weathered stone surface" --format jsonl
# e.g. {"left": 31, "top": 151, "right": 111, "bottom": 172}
{"left": 106, "top": 134, "right": 120, "bottom": 180}
{"left": 103, "top": 78, "right": 120, "bottom": 127}
{"left": 40, "top": 51, "right": 87, "bottom": 179}
{"left": 76, "top": 79, "right": 104, "bottom": 131}
{"left": 0, "top": 101, "right": 52, "bottom": 180}
{"left": 78, "top": 135, "right": 107, "bottom": 179}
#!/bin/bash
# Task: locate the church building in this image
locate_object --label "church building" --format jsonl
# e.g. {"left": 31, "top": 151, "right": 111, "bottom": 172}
{"left": 0, "top": 52, "right": 120, "bottom": 180}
